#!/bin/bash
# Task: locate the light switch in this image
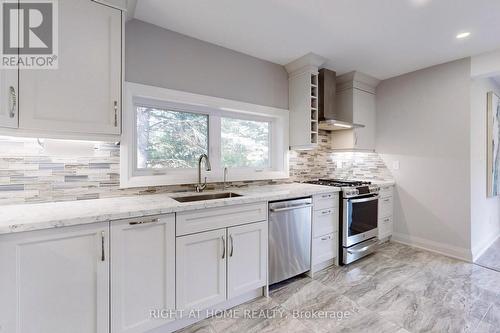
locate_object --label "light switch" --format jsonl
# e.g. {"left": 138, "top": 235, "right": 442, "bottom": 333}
{"left": 336, "top": 160, "right": 343, "bottom": 168}
{"left": 392, "top": 161, "right": 400, "bottom": 170}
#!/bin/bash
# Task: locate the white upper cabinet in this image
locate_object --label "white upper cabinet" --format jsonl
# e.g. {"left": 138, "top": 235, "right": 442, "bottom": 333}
{"left": 111, "top": 215, "right": 175, "bottom": 333}
{"left": 14, "top": 0, "right": 122, "bottom": 138}
{"left": 227, "top": 221, "right": 267, "bottom": 299}
{"left": 332, "top": 72, "right": 379, "bottom": 151}
{"left": 286, "top": 54, "right": 326, "bottom": 150}
{"left": 0, "top": 222, "right": 109, "bottom": 333}
{"left": 0, "top": 69, "right": 18, "bottom": 128}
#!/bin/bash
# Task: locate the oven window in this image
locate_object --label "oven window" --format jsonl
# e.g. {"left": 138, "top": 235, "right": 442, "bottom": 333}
{"left": 349, "top": 198, "right": 378, "bottom": 236}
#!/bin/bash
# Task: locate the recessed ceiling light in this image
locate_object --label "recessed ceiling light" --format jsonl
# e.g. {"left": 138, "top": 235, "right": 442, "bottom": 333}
{"left": 456, "top": 32, "right": 471, "bottom": 39}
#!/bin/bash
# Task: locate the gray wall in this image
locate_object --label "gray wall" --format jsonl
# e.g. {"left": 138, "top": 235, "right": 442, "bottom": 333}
{"left": 125, "top": 19, "right": 288, "bottom": 109}
{"left": 376, "top": 58, "right": 472, "bottom": 259}
{"left": 470, "top": 77, "right": 500, "bottom": 258}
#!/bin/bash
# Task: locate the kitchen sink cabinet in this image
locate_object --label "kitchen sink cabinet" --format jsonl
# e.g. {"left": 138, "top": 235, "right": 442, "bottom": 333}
{"left": 111, "top": 215, "right": 176, "bottom": 333}
{"left": 227, "top": 221, "right": 267, "bottom": 299}
{"left": 0, "top": 222, "right": 110, "bottom": 333}
{"left": 176, "top": 228, "right": 228, "bottom": 311}
{"left": 176, "top": 212, "right": 267, "bottom": 312}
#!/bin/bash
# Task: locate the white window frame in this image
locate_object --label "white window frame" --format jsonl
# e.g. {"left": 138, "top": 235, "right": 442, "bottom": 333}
{"left": 121, "top": 82, "right": 289, "bottom": 188}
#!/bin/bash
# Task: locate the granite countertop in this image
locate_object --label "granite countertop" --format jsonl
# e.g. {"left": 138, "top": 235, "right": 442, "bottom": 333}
{"left": 0, "top": 183, "right": 340, "bottom": 235}
{"left": 368, "top": 179, "right": 396, "bottom": 187}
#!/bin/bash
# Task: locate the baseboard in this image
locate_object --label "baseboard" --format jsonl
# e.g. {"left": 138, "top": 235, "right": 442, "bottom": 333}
{"left": 472, "top": 233, "right": 500, "bottom": 262}
{"left": 392, "top": 232, "right": 472, "bottom": 262}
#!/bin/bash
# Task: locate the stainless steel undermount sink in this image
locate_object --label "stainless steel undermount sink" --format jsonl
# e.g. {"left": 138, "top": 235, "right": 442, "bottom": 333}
{"left": 172, "top": 192, "right": 243, "bottom": 203}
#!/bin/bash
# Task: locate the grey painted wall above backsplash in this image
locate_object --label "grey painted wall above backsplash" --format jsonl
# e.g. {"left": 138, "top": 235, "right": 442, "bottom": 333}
{"left": 0, "top": 132, "right": 392, "bottom": 205}
{"left": 125, "top": 19, "right": 289, "bottom": 109}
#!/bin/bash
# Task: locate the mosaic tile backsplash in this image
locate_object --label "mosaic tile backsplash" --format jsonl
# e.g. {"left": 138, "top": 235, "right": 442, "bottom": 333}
{"left": 0, "top": 131, "right": 392, "bottom": 205}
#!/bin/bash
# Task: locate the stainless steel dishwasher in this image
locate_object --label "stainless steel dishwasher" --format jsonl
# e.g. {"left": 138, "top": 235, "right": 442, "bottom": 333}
{"left": 268, "top": 197, "right": 312, "bottom": 285}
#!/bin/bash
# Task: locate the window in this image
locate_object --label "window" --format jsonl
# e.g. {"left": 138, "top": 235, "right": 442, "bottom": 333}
{"left": 121, "top": 83, "right": 289, "bottom": 187}
{"left": 136, "top": 106, "right": 208, "bottom": 169}
{"left": 221, "top": 117, "right": 270, "bottom": 168}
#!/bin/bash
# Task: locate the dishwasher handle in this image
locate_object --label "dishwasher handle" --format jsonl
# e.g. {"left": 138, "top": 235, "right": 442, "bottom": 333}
{"left": 270, "top": 204, "right": 313, "bottom": 213}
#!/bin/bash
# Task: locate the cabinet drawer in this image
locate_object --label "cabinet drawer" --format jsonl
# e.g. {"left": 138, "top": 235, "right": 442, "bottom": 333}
{"left": 378, "top": 196, "right": 393, "bottom": 218}
{"left": 313, "top": 192, "right": 339, "bottom": 210}
{"left": 312, "top": 232, "right": 337, "bottom": 265}
{"left": 313, "top": 208, "right": 339, "bottom": 237}
{"left": 176, "top": 202, "right": 267, "bottom": 236}
{"left": 378, "top": 216, "right": 393, "bottom": 238}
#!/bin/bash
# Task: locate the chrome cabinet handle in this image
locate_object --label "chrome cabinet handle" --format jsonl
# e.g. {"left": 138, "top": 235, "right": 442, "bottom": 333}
{"left": 321, "top": 194, "right": 332, "bottom": 199}
{"left": 129, "top": 218, "right": 159, "bottom": 225}
{"left": 321, "top": 209, "right": 332, "bottom": 215}
{"left": 113, "top": 101, "right": 118, "bottom": 127}
{"left": 101, "top": 231, "right": 105, "bottom": 262}
{"left": 221, "top": 236, "right": 226, "bottom": 259}
{"left": 350, "top": 195, "right": 379, "bottom": 204}
{"left": 9, "top": 86, "right": 16, "bottom": 118}
{"left": 383, "top": 198, "right": 391, "bottom": 203}
{"left": 320, "top": 236, "right": 331, "bottom": 241}
{"left": 229, "top": 235, "right": 234, "bottom": 257}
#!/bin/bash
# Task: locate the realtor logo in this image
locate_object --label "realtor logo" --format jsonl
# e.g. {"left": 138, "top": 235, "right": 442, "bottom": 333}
{"left": 1, "top": 0, "right": 58, "bottom": 69}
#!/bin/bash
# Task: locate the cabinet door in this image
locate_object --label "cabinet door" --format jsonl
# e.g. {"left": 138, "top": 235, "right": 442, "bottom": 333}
{"left": 352, "top": 89, "right": 376, "bottom": 150}
{"left": 0, "top": 69, "right": 18, "bottom": 128}
{"left": 111, "top": 215, "right": 175, "bottom": 333}
{"left": 227, "top": 221, "right": 267, "bottom": 299}
{"left": 19, "top": 0, "right": 122, "bottom": 135}
{"left": 0, "top": 222, "right": 109, "bottom": 333}
{"left": 176, "top": 228, "right": 227, "bottom": 311}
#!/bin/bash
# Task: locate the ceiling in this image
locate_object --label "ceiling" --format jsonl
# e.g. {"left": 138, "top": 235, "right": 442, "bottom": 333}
{"left": 134, "top": 0, "right": 500, "bottom": 80}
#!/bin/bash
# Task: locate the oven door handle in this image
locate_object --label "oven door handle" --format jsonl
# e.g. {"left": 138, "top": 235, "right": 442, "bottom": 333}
{"left": 347, "top": 239, "right": 378, "bottom": 254}
{"left": 349, "top": 195, "right": 379, "bottom": 204}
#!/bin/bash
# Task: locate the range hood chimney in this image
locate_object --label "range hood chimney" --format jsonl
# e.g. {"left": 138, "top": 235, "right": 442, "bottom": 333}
{"left": 318, "top": 68, "right": 364, "bottom": 131}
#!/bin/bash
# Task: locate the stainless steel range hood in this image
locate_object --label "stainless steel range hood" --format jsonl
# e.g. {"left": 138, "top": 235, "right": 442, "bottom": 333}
{"left": 318, "top": 68, "right": 364, "bottom": 131}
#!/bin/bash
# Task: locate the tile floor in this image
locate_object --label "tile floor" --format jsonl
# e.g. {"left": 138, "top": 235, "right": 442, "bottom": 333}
{"left": 179, "top": 242, "right": 500, "bottom": 333}
{"left": 476, "top": 238, "right": 500, "bottom": 273}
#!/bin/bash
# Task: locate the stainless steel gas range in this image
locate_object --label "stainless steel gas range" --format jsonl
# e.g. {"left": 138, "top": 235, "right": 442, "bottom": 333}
{"left": 305, "top": 179, "right": 380, "bottom": 265}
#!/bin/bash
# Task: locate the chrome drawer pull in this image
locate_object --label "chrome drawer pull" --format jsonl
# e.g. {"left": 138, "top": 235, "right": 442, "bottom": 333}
{"left": 221, "top": 236, "right": 226, "bottom": 259}
{"left": 113, "top": 101, "right": 118, "bottom": 127}
{"left": 129, "top": 218, "right": 159, "bottom": 225}
{"left": 9, "top": 86, "right": 16, "bottom": 118}
{"left": 101, "top": 231, "right": 105, "bottom": 262}
{"left": 229, "top": 235, "right": 234, "bottom": 257}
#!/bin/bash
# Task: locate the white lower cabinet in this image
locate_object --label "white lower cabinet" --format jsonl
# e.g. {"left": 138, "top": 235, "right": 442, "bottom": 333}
{"left": 378, "top": 185, "right": 395, "bottom": 240}
{"left": 0, "top": 222, "right": 109, "bottom": 333}
{"left": 111, "top": 215, "right": 175, "bottom": 333}
{"left": 312, "top": 233, "right": 338, "bottom": 266}
{"left": 176, "top": 228, "right": 227, "bottom": 311}
{"left": 227, "top": 221, "right": 267, "bottom": 299}
{"left": 311, "top": 192, "right": 339, "bottom": 273}
{"left": 176, "top": 221, "right": 267, "bottom": 312}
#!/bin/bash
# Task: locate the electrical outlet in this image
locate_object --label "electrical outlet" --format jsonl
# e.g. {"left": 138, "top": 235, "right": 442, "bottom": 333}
{"left": 392, "top": 161, "right": 400, "bottom": 170}
{"left": 336, "top": 160, "right": 343, "bottom": 168}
